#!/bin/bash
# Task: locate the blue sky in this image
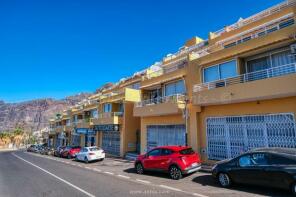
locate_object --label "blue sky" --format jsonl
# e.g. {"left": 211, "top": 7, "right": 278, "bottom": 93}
{"left": 0, "top": 0, "right": 283, "bottom": 103}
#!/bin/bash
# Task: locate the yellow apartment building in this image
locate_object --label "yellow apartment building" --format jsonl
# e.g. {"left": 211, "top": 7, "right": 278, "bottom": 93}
{"left": 133, "top": 36, "right": 204, "bottom": 153}
{"left": 89, "top": 74, "right": 142, "bottom": 157}
{"left": 47, "top": 0, "right": 296, "bottom": 163}
{"left": 188, "top": 0, "right": 296, "bottom": 163}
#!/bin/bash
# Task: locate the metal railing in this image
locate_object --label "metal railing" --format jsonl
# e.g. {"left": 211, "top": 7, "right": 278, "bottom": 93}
{"left": 90, "top": 112, "right": 124, "bottom": 121}
{"left": 145, "top": 61, "right": 187, "bottom": 80}
{"left": 136, "top": 94, "right": 186, "bottom": 107}
{"left": 191, "top": 15, "right": 295, "bottom": 59}
{"left": 213, "top": 0, "right": 296, "bottom": 36}
{"left": 219, "top": 16, "right": 294, "bottom": 48}
{"left": 193, "top": 63, "right": 296, "bottom": 92}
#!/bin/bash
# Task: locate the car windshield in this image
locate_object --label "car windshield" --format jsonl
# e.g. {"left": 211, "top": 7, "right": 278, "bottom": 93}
{"left": 179, "top": 148, "right": 195, "bottom": 155}
{"left": 89, "top": 147, "right": 100, "bottom": 151}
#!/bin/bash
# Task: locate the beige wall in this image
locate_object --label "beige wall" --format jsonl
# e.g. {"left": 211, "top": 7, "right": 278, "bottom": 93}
{"left": 196, "top": 96, "right": 296, "bottom": 164}
{"left": 122, "top": 102, "right": 141, "bottom": 155}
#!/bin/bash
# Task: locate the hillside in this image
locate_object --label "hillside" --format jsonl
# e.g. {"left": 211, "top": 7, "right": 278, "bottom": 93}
{"left": 0, "top": 93, "right": 92, "bottom": 132}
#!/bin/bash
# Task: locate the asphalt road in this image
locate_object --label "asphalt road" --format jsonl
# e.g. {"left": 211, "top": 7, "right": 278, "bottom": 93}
{"left": 0, "top": 151, "right": 182, "bottom": 197}
{"left": 0, "top": 151, "right": 293, "bottom": 197}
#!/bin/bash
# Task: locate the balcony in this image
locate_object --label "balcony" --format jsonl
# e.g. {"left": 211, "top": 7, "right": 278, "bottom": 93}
{"left": 193, "top": 63, "right": 296, "bottom": 106}
{"left": 133, "top": 94, "right": 186, "bottom": 117}
{"left": 49, "top": 128, "right": 56, "bottom": 135}
{"left": 56, "top": 126, "right": 63, "bottom": 133}
{"left": 74, "top": 119, "right": 90, "bottom": 129}
{"left": 100, "top": 88, "right": 141, "bottom": 103}
{"left": 90, "top": 112, "right": 123, "bottom": 125}
{"left": 190, "top": 16, "right": 295, "bottom": 64}
{"left": 212, "top": 0, "right": 296, "bottom": 37}
{"left": 141, "top": 62, "right": 187, "bottom": 89}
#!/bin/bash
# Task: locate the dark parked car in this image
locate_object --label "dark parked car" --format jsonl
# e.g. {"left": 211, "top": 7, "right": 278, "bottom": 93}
{"left": 60, "top": 146, "right": 81, "bottom": 159}
{"left": 212, "top": 148, "right": 296, "bottom": 195}
{"left": 27, "top": 145, "right": 37, "bottom": 152}
{"left": 53, "top": 146, "right": 66, "bottom": 157}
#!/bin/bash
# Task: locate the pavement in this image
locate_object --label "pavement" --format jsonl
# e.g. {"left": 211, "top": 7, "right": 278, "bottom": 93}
{"left": 0, "top": 151, "right": 293, "bottom": 197}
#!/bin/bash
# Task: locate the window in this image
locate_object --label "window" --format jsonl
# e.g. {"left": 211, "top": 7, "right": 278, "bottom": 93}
{"left": 239, "top": 155, "right": 252, "bottom": 167}
{"left": 251, "top": 153, "right": 269, "bottom": 165}
{"left": 269, "top": 154, "right": 296, "bottom": 165}
{"left": 130, "top": 82, "right": 140, "bottom": 90}
{"left": 179, "top": 148, "right": 195, "bottom": 155}
{"left": 161, "top": 149, "right": 173, "bottom": 156}
{"left": 119, "top": 103, "right": 124, "bottom": 113}
{"left": 90, "top": 109, "right": 98, "bottom": 118}
{"left": 203, "top": 60, "right": 237, "bottom": 83}
{"left": 164, "top": 80, "right": 185, "bottom": 96}
{"left": 247, "top": 56, "right": 270, "bottom": 72}
{"left": 148, "top": 149, "right": 161, "bottom": 157}
{"left": 103, "top": 103, "right": 112, "bottom": 113}
{"left": 246, "top": 49, "right": 295, "bottom": 73}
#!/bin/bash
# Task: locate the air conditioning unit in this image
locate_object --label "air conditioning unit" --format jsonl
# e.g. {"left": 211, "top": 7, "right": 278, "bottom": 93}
{"left": 291, "top": 44, "right": 296, "bottom": 54}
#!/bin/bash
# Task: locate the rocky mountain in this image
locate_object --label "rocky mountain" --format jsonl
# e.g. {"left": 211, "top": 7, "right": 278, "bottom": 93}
{"left": 0, "top": 93, "right": 92, "bottom": 132}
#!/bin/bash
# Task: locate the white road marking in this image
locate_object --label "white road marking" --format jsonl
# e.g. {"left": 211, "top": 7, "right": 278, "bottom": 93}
{"left": 159, "top": 185, "right": 182, "bottom": 192}
{"left": 85, "top": 167, "right": 91, "bottom": 170}
{"left": 117, "top": 175, "right": 130, "bottom": 179}
{"left": 104, "top": 171, "right": 114, "bottom": 175}
{"left": 136, "top": 179, "right": 151, "bottom": 184}
{"left": 192, "top": 193, "right": 209, "bottom": 197}
{"left": 22, "top": 152, "right": 210, "bottom": 197}
{"left": 12, "top": 153, "right": 96, "bottom": 197}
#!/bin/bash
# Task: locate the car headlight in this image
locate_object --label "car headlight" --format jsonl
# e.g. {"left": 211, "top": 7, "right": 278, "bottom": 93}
{"left": 211, "top": 164, "right": 218, "bottom": 171}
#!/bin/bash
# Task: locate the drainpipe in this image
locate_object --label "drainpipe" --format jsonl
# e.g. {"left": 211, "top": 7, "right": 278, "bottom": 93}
{"left": 181, "top": 75, "right": 189, "bottom": 146}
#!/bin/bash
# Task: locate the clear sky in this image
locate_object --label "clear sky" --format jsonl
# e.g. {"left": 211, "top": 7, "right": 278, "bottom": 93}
{"left": 0, "top": 0, "right": 283, "bottom": 103}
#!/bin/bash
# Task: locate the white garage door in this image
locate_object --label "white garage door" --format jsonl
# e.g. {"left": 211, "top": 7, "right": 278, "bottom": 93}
{"left": 147, "top": 124, "right": 186, "bottom": 151}
{"left": 102, "top": 131, "right": 120, "bottom": 156}
{"left": 206, "top": 113, "right": 296, "bottom": 160}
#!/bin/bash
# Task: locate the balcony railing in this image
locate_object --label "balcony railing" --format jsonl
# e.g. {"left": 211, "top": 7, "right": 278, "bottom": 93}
{"left": 193, "top": 63, "right": 296, "bottom": 92}
{"left": 90, "top": 112, "right": 123, "bottom": 120}
{"left": 136, "top": 94, "right": 186, "bottom": 107}
{"left": 144, "top": 61, "right": 187, "bottom": 80}
{"left": 213, "top": 0, "right": 296, "bottom": 36}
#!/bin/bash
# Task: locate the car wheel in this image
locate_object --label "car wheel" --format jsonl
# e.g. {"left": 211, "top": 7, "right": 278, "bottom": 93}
{"left": 67, "top": 154, "right": 71, "bottom": 159}
{"left": 84, "top": 156, "right": 89, "bottom": 164}
{"left": 136, "top": 163, "right": 144, "bottom": 174}
{"left": 291, "top": 182, "right": 296, "bottom": 195}
{"left": 218, "top": 173, "right": 231, "bottom": 187}
{"left": 169, "top": 165, "right": 182, "bottom": 180}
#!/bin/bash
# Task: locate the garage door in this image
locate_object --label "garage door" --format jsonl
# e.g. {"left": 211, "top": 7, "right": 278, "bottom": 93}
{"left": 102, "top": 131, "right": 120, "bottom": 156}
{"left": 206, "top": 113, "right": 296, "bottom": 160}
{"left": 147, "top": 124, "right": 186, "bottom": 151}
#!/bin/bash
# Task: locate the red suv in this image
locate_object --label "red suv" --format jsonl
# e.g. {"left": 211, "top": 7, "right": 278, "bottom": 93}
{"left": 135, "top": 146, "right": 201, "bottom": 180}
{"left": 61, "top": 146, "right": 81, "bottom": 159}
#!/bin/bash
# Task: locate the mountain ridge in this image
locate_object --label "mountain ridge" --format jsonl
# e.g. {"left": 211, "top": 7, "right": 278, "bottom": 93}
{"left": 0, "top": 93, "right": 92, "bottom": 132}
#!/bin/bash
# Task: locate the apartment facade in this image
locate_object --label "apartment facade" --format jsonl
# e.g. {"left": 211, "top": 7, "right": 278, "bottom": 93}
{"left": 189, "top": 0, "right": 296, "bottom": 163}
{"left": 47, "top": 0, "right": 296, "bottom": 162}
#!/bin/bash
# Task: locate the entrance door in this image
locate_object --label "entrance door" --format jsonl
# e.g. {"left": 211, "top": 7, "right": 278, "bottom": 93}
{"left": 206, "top": 113, "right": 296, "bottom": 160}
{"left": 147, "top": 124, "right": 186, "bottom": 151}
{"left": 102, "top": 131, "right": 120, "bottom": 156}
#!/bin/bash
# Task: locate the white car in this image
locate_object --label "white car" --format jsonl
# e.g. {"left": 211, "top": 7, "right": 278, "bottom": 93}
{"left": 75, "top": 146, "right": 105, "bottom": 163}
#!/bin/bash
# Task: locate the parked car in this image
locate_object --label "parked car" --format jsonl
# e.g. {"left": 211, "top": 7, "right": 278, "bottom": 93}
{"left": 75, "top": 146, "right": 105, "bottom": 163}
{"left": 212, "top": 148, "right": 296, "bottom": 195}
{"left": 135, "top": 146, "right": 201, "bottom": 180}
{"left": 60, "top": 146, "right": 81, "bottom": 159}
{"left": 53, "top": 146, "right": 66, "bottom": 157}
{"left": 40, "top": 147, "right": 54, "bottom": 155}
{"left": 27, "top": 145, "right": 37, "bottom": 152}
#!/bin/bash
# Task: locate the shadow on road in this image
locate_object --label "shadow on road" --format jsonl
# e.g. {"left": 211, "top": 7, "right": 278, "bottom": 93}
{"left": 192, "top": 175, "right": 293, "bottom": 197}
{"left": 123, "top": 168, "right": 172, "bottom": 179}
